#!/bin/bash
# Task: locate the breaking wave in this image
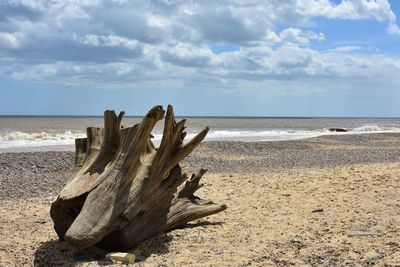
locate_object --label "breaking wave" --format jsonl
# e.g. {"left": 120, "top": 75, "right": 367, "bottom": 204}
{"left": 0, "top": 131, "right": 85, "bottom": 150}
{"left": 351, "top": 125, "right": 400, "bottom": 133}
{"left": 0, "top": 131, "right": 84, "bottom": 142}
{"left": 0, "top": 125, "right": 399, "bottom": 151}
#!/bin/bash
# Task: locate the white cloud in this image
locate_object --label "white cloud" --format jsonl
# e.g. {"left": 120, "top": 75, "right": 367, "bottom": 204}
{"left": 81, "top": 35, "right": 139, "bottom": 49}
{"left": 280, "top": 28, "right": 309, "bottom": 44}
{"left": 7, "top": 0, "right": 46, "bottom": 11}
{"left": 279, "top": 28, "right": 325, "bottom": 44}
{"left": 388, "top": 23, "right": 400, "bottom": 35}
{"left": 295, "top": 0, "right": 400, "bottom": 35}
{"left": 328, "top": 45, "right": 362, "bottom": 53}
{"left": 53, "top": 2, "right": 90, "bottom": 21}
{"left": 296, "top": 0, "right": 395, "bottom": 21}
{"left": 11, "top": 64, "right": 58, "bottom": 81}
{"left": 265, "top": 30, "right": 281, "bottom": 43}
{"left": 0, "top": 32, "right": 23, "bottom": 49}
{"left": 160, "top": 43, "right": 214, "bottom": 67}
{"left": 147, "top": 15, "right": 169, "bottom": 28}
{"left": 0, "top": 0, "right": 400, "bottom": 94}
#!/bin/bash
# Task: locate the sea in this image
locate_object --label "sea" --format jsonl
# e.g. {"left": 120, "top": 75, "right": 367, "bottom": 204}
{"left": 1, "top": 116, "right": 400, "bottom": 153}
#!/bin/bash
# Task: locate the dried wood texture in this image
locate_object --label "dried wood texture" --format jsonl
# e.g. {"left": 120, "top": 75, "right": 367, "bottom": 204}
{"left": 50, "top": 105, "right": 226, "bottom": 250}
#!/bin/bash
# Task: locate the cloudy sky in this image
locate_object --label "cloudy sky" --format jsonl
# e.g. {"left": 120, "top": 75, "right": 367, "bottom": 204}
{"left": 1, "top": 0, "right": 400, "bottom": 116}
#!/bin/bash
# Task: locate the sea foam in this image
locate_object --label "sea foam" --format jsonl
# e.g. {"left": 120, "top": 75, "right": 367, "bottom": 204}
{"left": 0, "top": 131, "right": 85, "bottom": 150}
{"left": 1, "top": 124, "right": 399, "bottom": 152}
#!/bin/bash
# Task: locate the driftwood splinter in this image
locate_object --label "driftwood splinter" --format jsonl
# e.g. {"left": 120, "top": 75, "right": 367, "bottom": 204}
{"left": 50, "top": 105, "right": 226, "bottom": 250}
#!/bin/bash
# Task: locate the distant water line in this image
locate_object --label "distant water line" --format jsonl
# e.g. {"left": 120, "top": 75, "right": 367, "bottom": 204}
{"left": 0, "top": 116, "right": 400, "bottom": 152}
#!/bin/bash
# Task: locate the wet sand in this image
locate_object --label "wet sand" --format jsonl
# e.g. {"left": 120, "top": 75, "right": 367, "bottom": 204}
{"left": 1, "top": 134, "right": 400, "bottom": 266}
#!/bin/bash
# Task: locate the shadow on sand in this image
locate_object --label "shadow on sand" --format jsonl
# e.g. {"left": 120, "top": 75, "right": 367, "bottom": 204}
{"left": 33, "top": 233, "right": 172, "bottom": 266}
{"left": 34, "top": 221, "right": 223, "bottom": 266}
{"left": 33, "top": 240, "right": 108, "bottom": 267}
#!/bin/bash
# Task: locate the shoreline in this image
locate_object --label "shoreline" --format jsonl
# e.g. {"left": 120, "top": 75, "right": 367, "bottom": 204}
{"left": 1, "top": 131, "right": 400, "bottom": 154}
{"left": 1, "top": 133, "right": 400, "bottom": 265}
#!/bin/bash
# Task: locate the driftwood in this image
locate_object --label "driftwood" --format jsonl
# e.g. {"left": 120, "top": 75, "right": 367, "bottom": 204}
{"left": 50, "top": 105, "right": 226, "bottom": 250}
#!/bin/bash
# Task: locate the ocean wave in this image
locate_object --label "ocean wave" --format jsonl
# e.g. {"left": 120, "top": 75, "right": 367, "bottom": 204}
{"left": 0, "top": 125, "right": 399, "bottom": 150}
{"left": 182, "top": 130, "right": 323, "bottom": 142}
{"left": 0, "top": 131, "right": 85, "bottom": 149}
{"left": 0, "top": 130, "right": 85, "bottom": 141}
{"left": 350, "top": 125, "right": 400, "bottom": 133}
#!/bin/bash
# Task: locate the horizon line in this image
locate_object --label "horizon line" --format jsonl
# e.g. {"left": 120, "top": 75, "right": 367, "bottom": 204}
{"left": 1, "top": 114, "right": 400, "bottom": 119}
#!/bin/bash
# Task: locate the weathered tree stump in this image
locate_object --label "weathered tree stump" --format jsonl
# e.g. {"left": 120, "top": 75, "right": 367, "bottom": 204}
{"left": 50, "top": 105, "right": 226, "bottom": 250}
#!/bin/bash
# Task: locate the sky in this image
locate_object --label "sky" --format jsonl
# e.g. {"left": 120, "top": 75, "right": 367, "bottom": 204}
{"left": 0, "top": 0, "right": 400, "bottom": 117}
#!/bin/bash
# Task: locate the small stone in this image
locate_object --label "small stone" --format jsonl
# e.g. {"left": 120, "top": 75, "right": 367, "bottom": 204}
{"left": 312, "top": 208, "right": 324, "bottom": 213}
{"left": 291, "top": 235, "right": 302, "bottom": 243}
{"left": 105, "top": 252, "right": 136, "bottom": 264}
{"left": 290, "top": 235, "right": 305, "bottom": 249}
{"left": 214, "top": 248, "right": 224, "bottom": 255}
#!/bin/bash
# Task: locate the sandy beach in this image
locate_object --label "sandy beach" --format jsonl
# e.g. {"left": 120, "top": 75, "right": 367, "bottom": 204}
{"left": 1, "top": 133, "right": 400, "bottom": 266}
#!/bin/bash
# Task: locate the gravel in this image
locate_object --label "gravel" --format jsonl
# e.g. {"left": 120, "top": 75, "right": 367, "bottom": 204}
{"left": 1, "top": 133, "right": 399, "bottom": 200}
{"left": 185, "top": 133, "right": 400, "bottom": 173}
{"left": 0, "top": 151, "right": 73, "bottom": 200}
